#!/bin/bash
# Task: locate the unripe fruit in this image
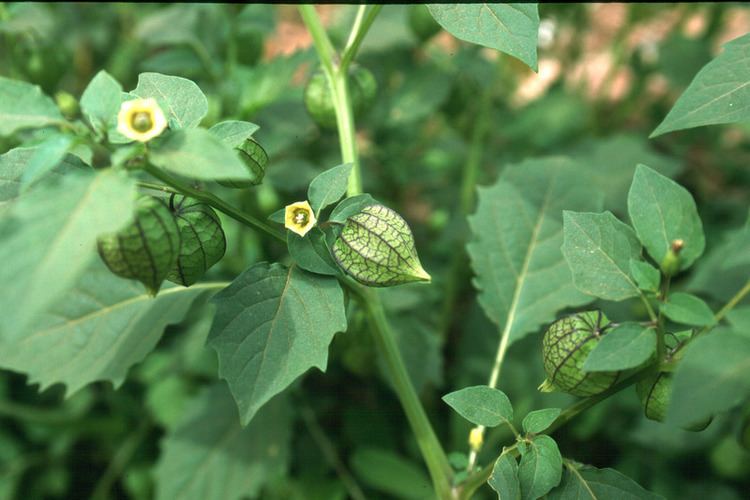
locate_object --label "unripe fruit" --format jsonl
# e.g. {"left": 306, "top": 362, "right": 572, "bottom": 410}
{"left": 304, "top": 66, "right": 377, "bottom": 130}
{"left": 165, "top": 196, "right": 226, "bottom": 287}
{"left": 97, "top": 196, "right": 181, "bottom": 295}
{"left": 541, "top": 311, "right": 620, "bottom": 397}
{"left": 332, "top": 204, "right": 431, "bottom": 287}
{"left": 217, "top": 138, "right": 268, "bottom": 188}
{"left": 636, "top": 371, "right": 713, "bottom": 431}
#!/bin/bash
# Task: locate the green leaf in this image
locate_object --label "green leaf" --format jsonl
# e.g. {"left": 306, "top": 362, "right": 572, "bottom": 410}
{"left": 518, "top": 435, "right": 563, "bottom": 500}
{"left": 660, "top": 292, "right": 715, "bottom": 327}
{"left": 651, "top": 33, "right": 750, "bottom": 137}
{"left": 0, "top": 146, "right": 90, "bottom": 213}
{"left": 427, "top": 4, "right": 539, "bottom": 71}
{"left": 489, "top": 453, "right": 521, "bottom": 500}
{"left": 132, "top": 72, "right": 208, "bottom": 129}
{"left": 522, "top": 408, "right": 561, "bottom": 434}
{"left": 0, "top": 258, "right": 218, "bottom": 394}
{"left": 268, "top": 207, "right": 285, "bottom": 224}
{"left": 208, "top": 262, "right": 347, "bottom": 424}
{"left": 165, "top": 196, "right": 227, "bottom": 287}
{"left": 155, "top": 384, "right": 290, "bottom": 500}
{"left": 350, "top": 448, "right": 432, "bottom": 500}
{"left": 307, "top": 163, "right": 353, "bottom": 215}
{"left": 669, "top": 332, "right": 750, "bottom": 426}
{"left": 0, "top": 169, "right": 136, "bottom": 340}
{"left": 562, "top": 211, "right": 642, "bottom": 301}
{"left": 583, "top": 324, "right": 656, "bottom": 372}
{"left": 548, "top": 465, "right": 664, "bottom": 500}
{"left": 19, "top": 133, "right": 74, "bottom": 191}
{"left": 208, "top": 120, "right": 260, "bottom": 148}
{"left": 80, "top": 70, "right": 123, "bottom": 135}
{"left": 0, "top": 76, "right": 64, "bottom": 136}
{"left": 627, "top": 164, "right": 705, "bottom": 271}
{"left": 570, "top": 134, "right": 682, "bottom": 214}
{"left": 332, "top": 204, "right": 431, "bottom": 287}
{"left": 287, "top": 228, "right": 339, "bottom": 276}
{"left": 629, "top": 259, "right": 660, "bottom": 292}
{"left": 150, "top": 128, "right": 254, "bottom": 181}
{"left": 329, "top": 194, "right": 378, "bottom": 224}
{"left": 687, "top": 224, "right": 750, "bottom": 303}
{"left": 468, "top": 158, "right": 601, "bottom": 347}
{"left": 442, "top": 385, "right": 513, "bottom": 427}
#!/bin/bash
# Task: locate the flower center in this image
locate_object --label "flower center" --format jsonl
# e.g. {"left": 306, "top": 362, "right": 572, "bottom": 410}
{"left": 293, "top": 209, "right": 309, "bottom": 226}
{"left": 131, "top": 111, "right": 153, "bottom": 133}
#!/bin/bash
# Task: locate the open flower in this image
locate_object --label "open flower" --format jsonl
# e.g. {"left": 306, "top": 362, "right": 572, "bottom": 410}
{"left": 284, "top": 201, "right": 317, "bottom": 237}
{"left": 117, "top": 98, "right": 168, "bottom": 142}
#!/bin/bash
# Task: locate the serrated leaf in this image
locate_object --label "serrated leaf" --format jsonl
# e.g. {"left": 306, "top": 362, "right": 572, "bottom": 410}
{"left": 522, "top": 408, "right": 561, "bottom": 434}
{"left": 660, "top": 292, "right": 715, "bottom": 326}
{"left": 132, "top": 72, "right": 208, "bottom": 129}
{"left": 332, "top": 204, "right": 431, "bottom": 287}
{"left": 442, "top": 385, "right": 512, "bottom": 427}
{"left": 427, "top": 4, "right": 539, "bottom": 71}
{"left": 80, "top": 70, "right": 123, "bottom": 135}
{"left": 0, "top": 76, "right": 64, "bottom": 136}
{"left": 329, "top": 193, "right": 378, "bottom": 224}
{"left": 166, "top": 196, "right": 226, "bottom": 287}
{"left": 518, "top": 435, "right": 563, "bottom": 500}
{"left": 562, "top": 211, "right": 642, "bottom": 301}
{"left": 668, "top": 332, "right": 750, "bottom": 426}
{"left": 150, "top": 128, "right": 254, "bottom": 181}
{"left": 583, "top": 324, "right": 656, "bottom": 372}
{"left": 0, "top": 169, "right": 136, "bottom": 340}
{"left": 489, "top": 453, "right": 521, "bottom": 500}
{"left": 652, "top": 33, "right": 750, "bottom": 137}
{"left": 629, "top": 259, "right": 660, "bottom": 292}
{"left": 209, "top": 120, "right": 260, "bottom": 148}
{"left": 308, "top": 163, "right": 353, "bottom": 215}
{"left": 0, "top": 258, "right": 220, "bottom": 394}
{"left": 547, "top": 465, "right": 664, "bottom": 500}
{"left": 287, "top": 228, "right": 339, "bottom": 276}
{"left": 570, "top": 134, "right": 682, "bottom": 214}
{"left": 468, "top": 158, "right": 601, "bottom": 347}
{"left": 208, "top": 262, "right": 347, "bottom": 424}
{"left": 350, "top": 448, "right": 432, "bottom": 500}
{"left": 627, "top": 164, "right": 705, "bottom": 271}
{"left": 155, "top": 384, "right": 290, "bottom": 500}
{"left": 0, "top": 146, "right": 90, "bottom": 213}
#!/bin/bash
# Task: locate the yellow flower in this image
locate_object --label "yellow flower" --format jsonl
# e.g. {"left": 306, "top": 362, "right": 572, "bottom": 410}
{"left": 285, "top": 201, "right": 317, "bottom": 237}
{"left": 468, "top": 427, "right": 484, "bottom": 452}
{"left": 117, "top": 98, "right": 168, "bottom": 142}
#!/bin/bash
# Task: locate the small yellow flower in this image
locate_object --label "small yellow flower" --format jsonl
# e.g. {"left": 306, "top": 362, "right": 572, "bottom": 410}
{"left": 468, "top": 427, "right": 484, "bottom": 452}
{"left": 285, "top": 201, "right": 317, "bottom": 237}
{"left": 117, "top": 98, "right": 168, "bottom": 142}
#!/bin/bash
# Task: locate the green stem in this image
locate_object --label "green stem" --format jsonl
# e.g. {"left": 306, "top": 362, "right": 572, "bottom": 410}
{"left": 143, "top": 164, "right": 285, "bottom": 242}
{"left": 340, "top": 5, "right": 383, "bottom": 71}
{"left": 301, "top": 406, "right": 367, "bottom": 500}
{"left": 136, "top": 181, "right": 180, "bottom": 195}
{"left": 90, "top": 420, "right": 150, "bottom": 500}
{"left": 459, "top": 370, "right": 651, "bottom": 498}
{"left": 359, "top": 288, "right": 453, "bottom": 497}
{"left": 712, "top": 278, "right": 750, "bottom": 325}
{"left": 300, "top": 6, "right": 452, "bottom": 495}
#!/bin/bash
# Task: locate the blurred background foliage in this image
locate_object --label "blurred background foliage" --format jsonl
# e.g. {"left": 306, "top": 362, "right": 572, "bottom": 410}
{"left": 1, "top": 3, "right": 749, "bottom": 499}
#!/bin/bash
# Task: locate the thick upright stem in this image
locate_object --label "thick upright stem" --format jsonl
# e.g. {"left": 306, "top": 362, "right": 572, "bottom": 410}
{"left": 299, "top": 5, "right": 453, "bottom": 495}
{"left": 361, "top": 289, "right": 453, "bottom": 497}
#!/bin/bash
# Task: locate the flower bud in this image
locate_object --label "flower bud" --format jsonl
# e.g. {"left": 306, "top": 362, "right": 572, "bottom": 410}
{"left": 332, "top": 204, "right": 431, "bottom": 287}
{"left": 660, "top": 239, "right": 684, "bottom": 277}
